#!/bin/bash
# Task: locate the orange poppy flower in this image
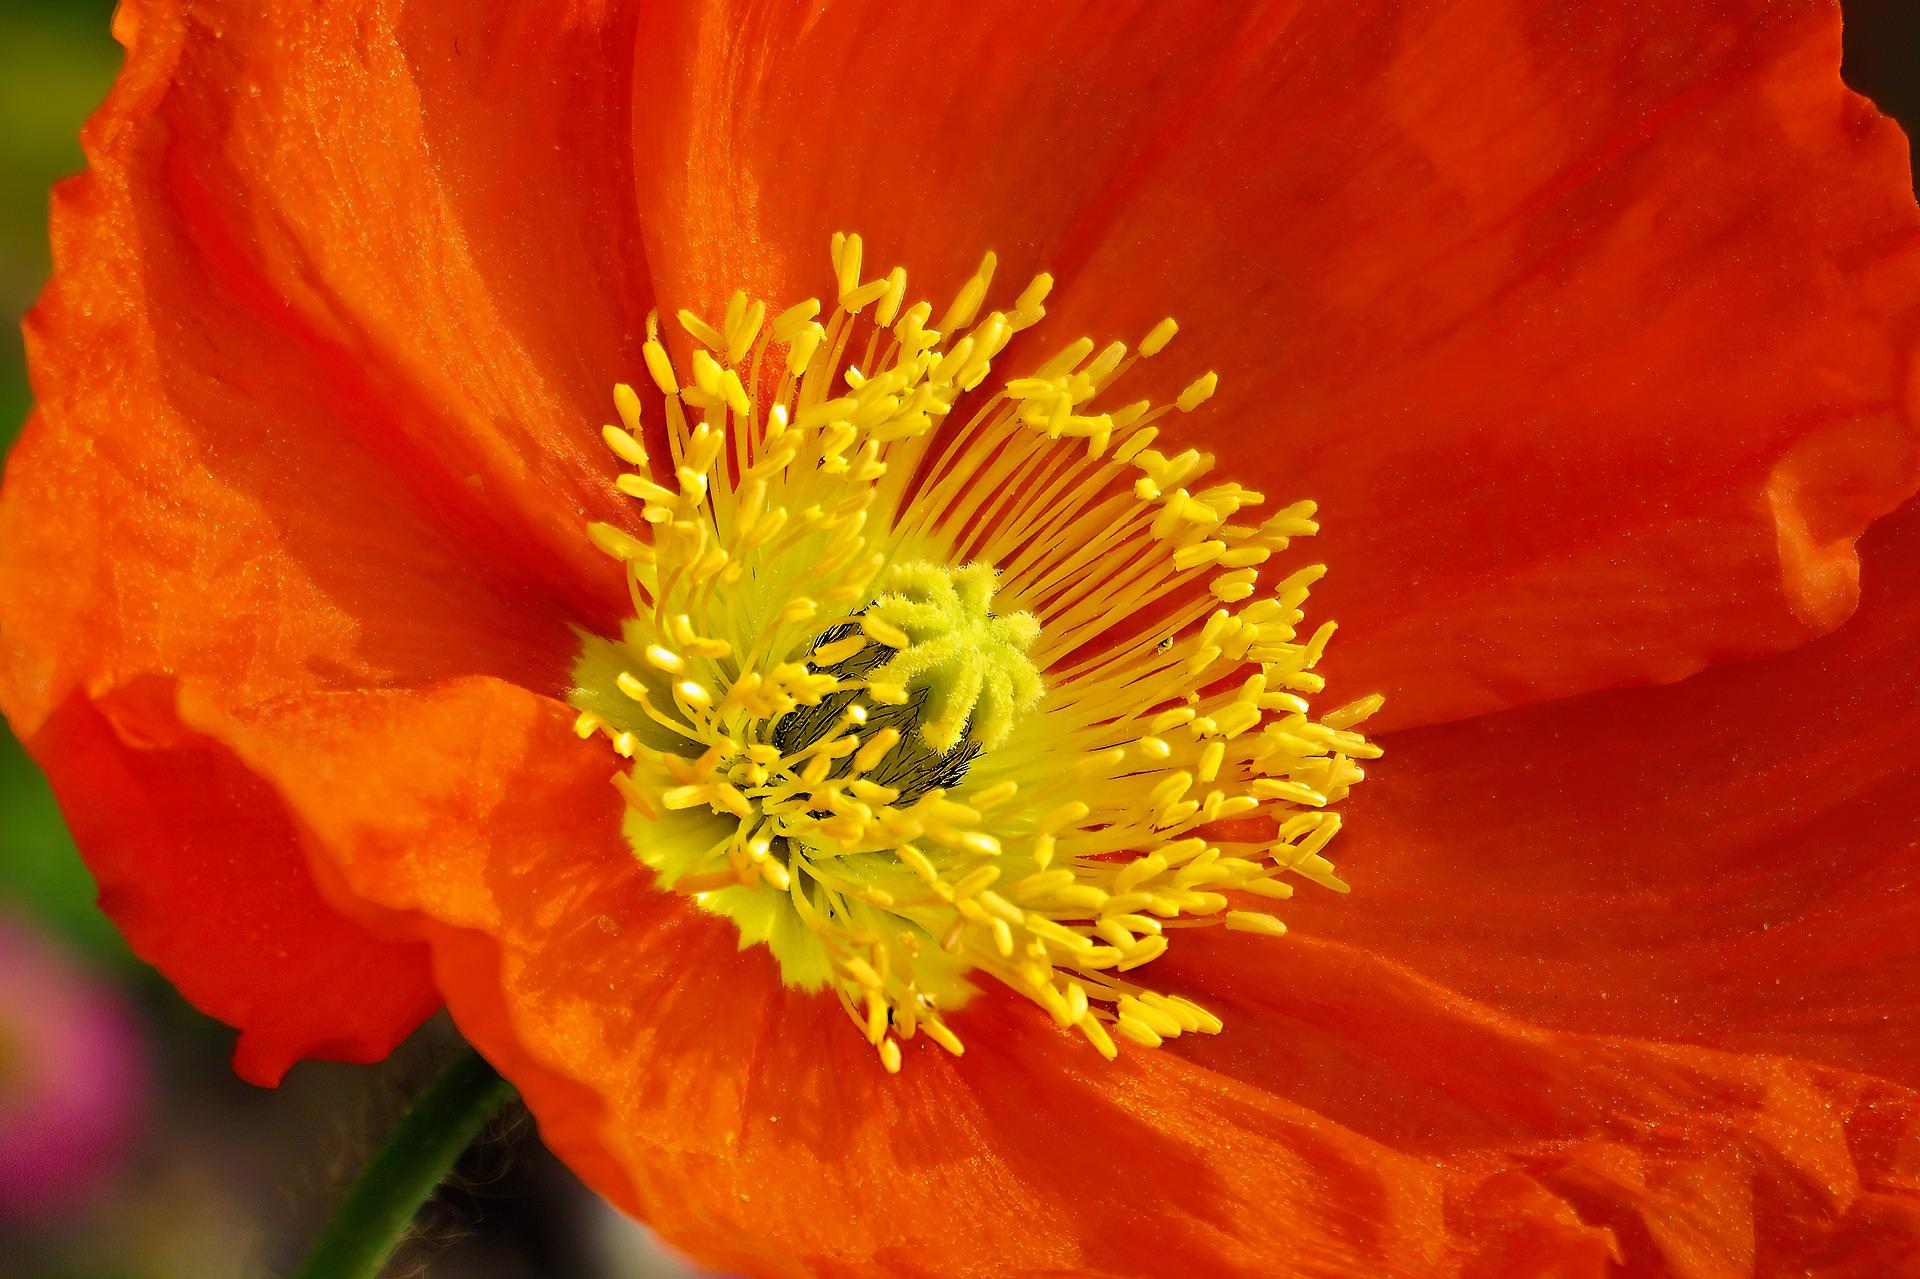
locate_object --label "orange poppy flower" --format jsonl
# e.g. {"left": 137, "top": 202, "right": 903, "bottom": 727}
{"left": 5, "top": 0, "right": 1920, "bottom": 1274}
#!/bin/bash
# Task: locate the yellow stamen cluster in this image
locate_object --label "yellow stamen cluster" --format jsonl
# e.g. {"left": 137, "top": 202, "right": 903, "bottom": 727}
{"left": 570, "top": 235, "right": 1381, "bottom": 1072}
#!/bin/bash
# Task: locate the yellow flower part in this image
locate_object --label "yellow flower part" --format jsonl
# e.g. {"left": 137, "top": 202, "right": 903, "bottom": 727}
{"left": 569, "top": 235, "right": 1381, "bottom": 1072}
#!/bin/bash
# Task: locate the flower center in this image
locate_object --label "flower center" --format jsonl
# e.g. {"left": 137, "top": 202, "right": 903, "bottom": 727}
{"left": 769, "top": 561, "right": 1041, "bottom": 805}
{"left": 570, "top": 235, "right": 1381, "bottom": 1071}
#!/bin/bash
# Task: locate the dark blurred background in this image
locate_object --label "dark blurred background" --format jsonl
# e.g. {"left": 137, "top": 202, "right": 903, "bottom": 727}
{"left": 0, "top": 1, "right": 1915, "bottom": 1275}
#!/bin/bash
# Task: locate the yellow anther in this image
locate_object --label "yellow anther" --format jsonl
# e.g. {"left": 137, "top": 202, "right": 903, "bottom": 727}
{"left": 1198, "top": 740, "right": 1226, "bottom": 783}
{"left": 860, "top": 614, "right": 911, "bottom": 650}
{"left": 724, "top": 293, "right": 767, "bottom": 365}
{"left": 796, "top": 396, "right": 857, "bottom": 431}
{"left": 1224, "top": 911, "right": 1289, "bottom": 938}
{"left": 833, "top": 231, "right": 865, "bottom": 302}
{"left": 586, "top": 522, "right": 649, "bottom": 563}
{"left": 843, "top": 276, "right": 893, "bottom": 311}
{"left": 852, "top": 728, "right": 901, "bottom": 774}
{"left": 874, "top": 267, "right": 909, "bottom": 327}
{"left": 810, "top": 634, "right": 867, "bottom": 667}
{"left": 1013, "top": 272, "right": 1053, "bottom": 324}
{"left": 1176, "top": 371, "right": 1218, "bottom": 411}
{"left": 678, "top": 308, "right": 725, "bottom": 351}
{"left": 938, "top": 251, "right": 996, "bottom": 333}
{"left": 787, "top": 322, "right": 825, "bottom": 377}
{"left": 773, "top": 298, "right": 820, "bottom": 341}
{"left": 641, "top": 336, "right": 678, "bottom": 393}
{"left": 612, "top": 382, "right": 644, "bottom": 433}
{"left": 601, "top": 423, "right": 649, "bottom": 469}
{"left": 1323, "top": 693, "right": 1384, "bottom": 730}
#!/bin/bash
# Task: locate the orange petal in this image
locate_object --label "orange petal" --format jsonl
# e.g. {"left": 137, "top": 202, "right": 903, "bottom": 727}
{"left": 2, "top": 0, "right": 652, "bottom": 741}
{"left": 1288, "top": 492, "right": 1920, "bottom": 1094}
{"left": 0, "top": 376, "right": 575, "bottom": 736}
{"left": 134, "top": 0, "right": 647, "bottom": 587}
{"left": 1039, "top": 0, "right": 1920, "bottom": 729}
{"left": 1, "top": 0, "right": 664, "bottom": 733}
{"left": 186, "top": 677, "right": 657, "bottom": 1206}
{"left": 636, "top": 0, "right": 1920, "bottom": 731}
{"left": 1159, "top": 933, "right": 1920, "bottom": 1278}
{"left": 170, "top": 675, "right": 1866, "bottom": 1275}
{"left": 171, "top": 679, "right": 1420, "bottom": 1271}
{"left": 180, "top": 646, "right": 1920, "bottom": 1270}
{"left": 629, "top": 0, "right": 1274, "bottom": 321}
{"left": 2, "top": 340, "right": 580, "bottom": 1069}
{"left": 23, "top": 677, "right": 437, "bottom": 1085}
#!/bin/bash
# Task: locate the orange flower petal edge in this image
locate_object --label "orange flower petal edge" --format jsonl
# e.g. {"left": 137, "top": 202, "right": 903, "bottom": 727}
{"left": 27, "top": 677, "right": 437, "bottom": 1085}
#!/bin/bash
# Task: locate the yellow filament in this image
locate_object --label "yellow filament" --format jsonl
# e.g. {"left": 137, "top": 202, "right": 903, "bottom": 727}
{"left": 568, "top": 235, "right": 1380, "bottom": 1072}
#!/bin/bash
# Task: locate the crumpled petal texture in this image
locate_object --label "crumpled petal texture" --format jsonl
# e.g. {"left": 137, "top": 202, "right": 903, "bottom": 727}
{"left": 2, "top": 0, "right": 1918, "bottom": 1274}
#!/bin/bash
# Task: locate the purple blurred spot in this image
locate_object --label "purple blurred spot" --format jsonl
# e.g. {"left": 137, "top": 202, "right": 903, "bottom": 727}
{"left": 0, "top": 908, "right": 148, "bottom": 1222}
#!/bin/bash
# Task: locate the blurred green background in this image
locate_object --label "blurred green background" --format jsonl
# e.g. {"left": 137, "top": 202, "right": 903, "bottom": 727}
{"left": 0, "top": 0, "right": 124, "bottom": 963}
{"left": 0, "top": 1, "right": 1915, "bottom": 1276}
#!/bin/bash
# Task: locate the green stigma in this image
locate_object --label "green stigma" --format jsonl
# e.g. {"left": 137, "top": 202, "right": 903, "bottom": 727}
{"left": 859, "top": 562, "right": 1042, "bottom": 752}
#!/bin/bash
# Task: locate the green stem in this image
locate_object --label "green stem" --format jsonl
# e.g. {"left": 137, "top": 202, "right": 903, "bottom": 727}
{"left": 295, "top": 1047, "right": 518, "bottom": 1279}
